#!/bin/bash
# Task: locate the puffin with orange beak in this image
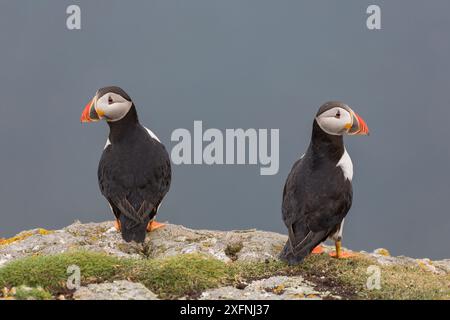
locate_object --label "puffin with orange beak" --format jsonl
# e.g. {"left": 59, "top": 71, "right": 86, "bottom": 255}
{"left": 280, "top": 101, "right": 369, "bottom": 265}
{"left": 81, "top": 86, "right": 171, "bottom": 243}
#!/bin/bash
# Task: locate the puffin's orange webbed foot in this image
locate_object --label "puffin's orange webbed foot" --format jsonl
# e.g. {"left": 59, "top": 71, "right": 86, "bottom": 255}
{"left": 329, "top": 240, "right": 355, "bottom": 259}
{"left": 146, "top": 220, "right": 165, "bottom": 232}
{"left": 114, "top": 219, "right": 121, "bottom": 232}
{"left": 329, "top": 251, "right": 355, "bottom": 259}
{"left": 311, "top": 245, "right": 325, "bottom": 254}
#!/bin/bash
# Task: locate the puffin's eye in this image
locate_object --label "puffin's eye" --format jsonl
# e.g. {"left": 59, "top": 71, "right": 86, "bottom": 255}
{"left": 108, "top": 96, "right": 113, "bottom": 104}
{"left": 335, "top": 110, "right": 341, "bottom": 119}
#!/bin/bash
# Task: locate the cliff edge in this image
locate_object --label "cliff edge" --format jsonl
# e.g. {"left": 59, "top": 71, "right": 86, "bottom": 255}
{"left": 0, "top": 221, "right": 449, "bottom": 300}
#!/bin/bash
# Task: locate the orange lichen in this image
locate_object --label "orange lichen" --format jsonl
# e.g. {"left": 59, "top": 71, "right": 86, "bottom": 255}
{"left": 37, "top": 228, "right": 52, "bottom": 236}
{"left": 0, "top": 228, "right": 52, "bottom": 247}
{"left": 374, "top": 248, "right": 391, "bottom": 257}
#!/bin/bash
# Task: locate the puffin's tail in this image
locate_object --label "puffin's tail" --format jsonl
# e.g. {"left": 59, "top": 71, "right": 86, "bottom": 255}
{"left": 113, "top": 198, "right": 157, "bottom": 243}
{"left": 279, "top": 221, "right": 327, "bottom": 265}
{"left": 279, "top": 240, "right": 311, "bottom": 265}
{"left": 119, "top": 215, "right": 148, "bottom": 243}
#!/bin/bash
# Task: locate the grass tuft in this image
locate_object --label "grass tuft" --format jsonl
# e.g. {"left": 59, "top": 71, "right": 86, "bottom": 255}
{"left": 0, "top": 251, "right": 227, "bottom": 299}
{"left": 129, "top": 254, "right": 228, "bottom": 298}
{"left": 224, "top": 242, "right": 244, "bottom": 261}
{"left": 0, "top": 251, "right": 127, "bottom": 292}
{"left": 0, "top": 250, "right": 449, "bottom": 299}
{"left": 14, "top": 286, "right": 53, "bottom": 300}
{"left": 229, "top": 253, "right": 450, "bottom": 300}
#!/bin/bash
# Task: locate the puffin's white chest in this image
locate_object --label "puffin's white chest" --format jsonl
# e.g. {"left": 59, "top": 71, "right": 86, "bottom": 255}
{"left": 103, "top": 126, "right": 160, "bottom": 149}
{"left": 144, "top": 127, "right": 161, "bottom": 142}
{"left": 336, "top": 149, "right": 353, "bottom": 181}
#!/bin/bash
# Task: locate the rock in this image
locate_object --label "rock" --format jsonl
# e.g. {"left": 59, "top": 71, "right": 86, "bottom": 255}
{"left": 433, "top": 259, "right": 450, "bottom": 273}
{"left": 1, "top": 221, "right": 449, "bottom": 301}
{"left": 368, "top": 252, "right": 449, "bottom": 275}
{"left": 73, "top": 280, "right": 158, "bottom": 300}
{"left": 1, "top": 221, "right": 449, "bottom": 275}
{"left": 200, "top": 276, "right": 337, "bottom": 300}
{"left": 0, "top": 221, "right": 287, "bottom": 264}
{"left": 373, "top": 248, "right": 391, "bottom": 256}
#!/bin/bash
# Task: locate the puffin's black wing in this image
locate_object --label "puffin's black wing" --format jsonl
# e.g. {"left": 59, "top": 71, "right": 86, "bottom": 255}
{"left": 98, "top": 127, "right": 171, "bottom": 240}
{"left": 281, "top": 152, "right": 352, "bottom": 264}
{"left": 281, "top": 157, "right": 304, "bottom": 227}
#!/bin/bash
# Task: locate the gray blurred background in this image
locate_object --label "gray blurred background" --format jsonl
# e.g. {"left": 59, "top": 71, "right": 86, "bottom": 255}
{"left": 0, "top": 1, "right": 449, "bottom": 259}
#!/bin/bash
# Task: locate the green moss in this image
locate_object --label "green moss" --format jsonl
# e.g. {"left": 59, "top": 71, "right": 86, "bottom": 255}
{"left": 297, "top": 254, "right": 450, "bottom": 300}
{"left": 361, "top": 264, "right": 450, "bottom": 300}
{"left": 0, "top": 250, "right": 449, "bottom": 300}
{"left": 0, "top": 251, "right": 228, "bottom": 299}
{"left": 14, "top": 286, "right": 53, "bottom": 300}
{"left": 128, "top": 254, "right": 228, "bottom": 298}
{"left": 0, "top": 251, "right": 128, "bottom": 292}
{"left": 227, "top": 254, "right": 450, "bottom": 300}
{"left": 229, "top": 260, "right": 288, "bottom": 281}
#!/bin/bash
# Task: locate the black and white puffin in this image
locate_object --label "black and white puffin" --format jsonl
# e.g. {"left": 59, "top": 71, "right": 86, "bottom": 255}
{"left": 280, "top": 101, "right": 369, "bottom": 265}
{"left": 81, "top": 86, "right": 171, "bottom": 243}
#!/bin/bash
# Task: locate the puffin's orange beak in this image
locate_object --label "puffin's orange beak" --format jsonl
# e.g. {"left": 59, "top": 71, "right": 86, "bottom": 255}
{"left": 80, "top": 97, "right": 99, "bottom": 123}
{"left": 348, "top": 111, "right": 369, "bottom": 136}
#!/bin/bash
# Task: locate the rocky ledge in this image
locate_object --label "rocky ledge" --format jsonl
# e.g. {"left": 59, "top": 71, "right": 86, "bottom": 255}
{"left": 0, "top": 221, "right": 449, "bottom": 300}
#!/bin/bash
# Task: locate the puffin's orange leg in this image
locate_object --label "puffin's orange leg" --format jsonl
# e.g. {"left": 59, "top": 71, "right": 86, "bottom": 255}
{"left": 311, "top": 245, "right": 325, "bottom": 254}
{"left": 114, "top": 219, "right": 121, "bottom": 232}
{"left": 329, "top": 240, "right": 355, "bottom": 259}
{"left": 146, "top": 220, "right": 165, "bottom": 232}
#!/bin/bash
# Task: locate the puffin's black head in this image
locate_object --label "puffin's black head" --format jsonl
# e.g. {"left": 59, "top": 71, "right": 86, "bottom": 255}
{"left": 81, "top": 86, "right": 133, "bottom": 123}
{"left": 315, "top": 101, "right": 369, "bottom": 136}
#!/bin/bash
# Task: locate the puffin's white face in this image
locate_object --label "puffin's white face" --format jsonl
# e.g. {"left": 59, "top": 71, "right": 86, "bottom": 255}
{"left": 81, "top": 86, "right": 133, "bottom": 123}
{"left": 316, "top": 107, "right": 353, "bottom": 136}
{"left": 315, "top": 103, "right": 369, "bottom": 136}
{"left": 95, "top": 92, "right": 132, "bottom": 122}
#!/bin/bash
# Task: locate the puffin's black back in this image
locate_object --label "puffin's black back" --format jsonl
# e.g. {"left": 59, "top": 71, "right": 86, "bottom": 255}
{"left": 98, "top": 105, "right": 171, "bottom": 243}
{"left": 280, "top": 120, "right": 352, "bottom": 264}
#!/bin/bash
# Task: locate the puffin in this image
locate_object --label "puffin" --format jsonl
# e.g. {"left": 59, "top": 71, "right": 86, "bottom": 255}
{"left": 280, "top": 101, "right": 369, "bottom": 265}
{"left": 81, "top": 86, "right": 171, "bottom": 243}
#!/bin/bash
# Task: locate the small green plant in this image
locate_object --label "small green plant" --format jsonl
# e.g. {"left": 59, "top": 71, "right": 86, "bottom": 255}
{"left": 224, "top": 242, "right": 244, "bottom": 261}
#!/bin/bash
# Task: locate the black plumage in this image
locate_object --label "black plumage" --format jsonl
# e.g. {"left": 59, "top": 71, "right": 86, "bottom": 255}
{"left": 97, "top": 89, "right": 171, "bottom": 243}
{"left": 280, "top": 119, "right": 352, "bottom": 265}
